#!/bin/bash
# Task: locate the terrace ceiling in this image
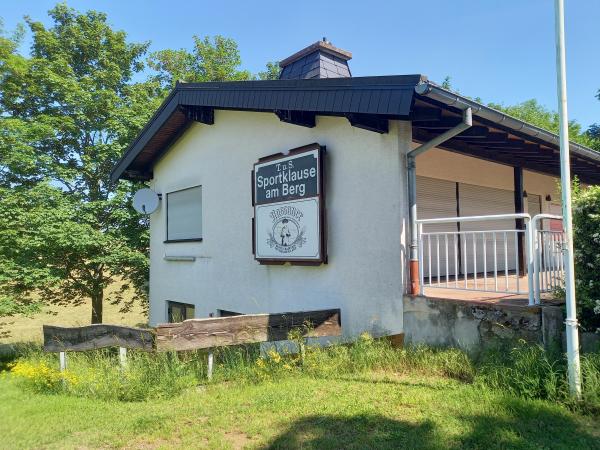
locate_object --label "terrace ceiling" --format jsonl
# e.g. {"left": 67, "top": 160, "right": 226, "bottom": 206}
{"left": 411, "top": 97, "right": 600, "bottom": 184}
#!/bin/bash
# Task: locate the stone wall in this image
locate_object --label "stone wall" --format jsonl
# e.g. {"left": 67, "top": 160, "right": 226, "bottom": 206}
{"left": 402, "top": 295, "right": 564, "bottom": 355}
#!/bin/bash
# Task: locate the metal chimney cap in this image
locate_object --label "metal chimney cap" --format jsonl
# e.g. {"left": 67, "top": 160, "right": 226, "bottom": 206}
{"left": 279, "top": 40, "right": 352, "bottom": 68}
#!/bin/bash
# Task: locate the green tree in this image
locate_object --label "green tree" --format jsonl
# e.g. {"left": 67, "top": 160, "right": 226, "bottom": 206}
{"left": 439, "top": 76, "right": 598, "bottom": 148}
{"left": 149, "top": 35, "right": 280, "bottom": 90}
{"left": 0, "top": 4, "right": 160, "bottom": 323}
{"left": 258, "top": 61, "right": 281, "bottom": 80}
{"left": 148, "top": 35, "right": 252, "bottom": 89}
{"left": 0, "top": 5, "right": 272, "bottom": 324}
{"left": 487, "top": 99, "right": 594, "bottom": 147}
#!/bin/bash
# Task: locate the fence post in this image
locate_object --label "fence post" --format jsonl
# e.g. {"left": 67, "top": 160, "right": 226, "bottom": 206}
{"left": 418, "top": 222, "right": 424, "bottom": 295}
{"left": 59, "top": 351, "right": 67, "bottom": 372}
{"left": 119, "top": 347, "right": 127, "bottom": 368}
{"left": 207, "top": 351, "right": 214, "bottom": 380}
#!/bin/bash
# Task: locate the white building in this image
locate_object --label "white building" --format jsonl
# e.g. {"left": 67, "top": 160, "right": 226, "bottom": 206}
{"left": 112, "top": 40, "right": 600, "bottom": 340}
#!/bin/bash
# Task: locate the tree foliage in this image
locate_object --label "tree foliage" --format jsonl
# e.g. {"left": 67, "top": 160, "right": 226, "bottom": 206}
{"left": 0, "top": 5, "right": 275, "bottom": 324}
{"left": 0, "top": 4, "right": 159, "bottom": 323}
{"left": 148, "top": 35, "right": 280, "bottom": 90}
{"left": 572, "top": 182, "right": 600, "bottom": 332}
{"left": 257, "top": 61, "right": 281, "bottom": 80}
{"left": 440, "top": 75, "right": 599, "bottom": 148}
{"left": 487, "top": 99, "right": 595, "bottom": 147}
{"left": 148, "top": 35, "right": 252, "bottom": 90}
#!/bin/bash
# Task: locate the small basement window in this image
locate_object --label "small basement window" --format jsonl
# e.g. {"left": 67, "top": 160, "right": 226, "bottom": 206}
{"left": 166, "top": 185, "right": 202, "bottom": 242}
{"left": 167, "top": 301, "right": 195, "bottom": 323}
{"left": 217, "top": 309, "right": 243, "bottom": 317}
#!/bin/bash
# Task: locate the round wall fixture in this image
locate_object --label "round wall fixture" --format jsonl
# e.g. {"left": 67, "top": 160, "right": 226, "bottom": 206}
{"left": 132, "top": 188, "right": 160, "bottom": 214}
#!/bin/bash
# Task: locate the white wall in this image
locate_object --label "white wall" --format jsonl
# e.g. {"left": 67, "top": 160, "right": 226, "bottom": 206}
{"left": 149, "top": 110, "right": 412, "bottom": 338}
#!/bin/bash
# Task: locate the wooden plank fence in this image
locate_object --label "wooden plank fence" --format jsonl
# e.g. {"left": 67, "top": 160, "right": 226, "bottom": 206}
{"left": 43, "top": 309, "right": 341, "bottom": 353}
{"left": 43, "top": 324, "right": 155, "bottom": 352}
{"left": 155, "top": 309, "right": 341, "bottom": 351}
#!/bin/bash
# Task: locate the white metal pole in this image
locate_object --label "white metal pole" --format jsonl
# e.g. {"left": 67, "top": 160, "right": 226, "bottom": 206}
{"left": 554, "top": 0, "right": 581, "bottom": 398}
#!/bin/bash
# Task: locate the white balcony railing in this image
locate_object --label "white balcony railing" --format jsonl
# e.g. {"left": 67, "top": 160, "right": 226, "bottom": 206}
{"left": 531, "top": 214, "right": 565, "bottom": 301}
{"left": 417, "top": 213, "right": 565, "bottom": 305}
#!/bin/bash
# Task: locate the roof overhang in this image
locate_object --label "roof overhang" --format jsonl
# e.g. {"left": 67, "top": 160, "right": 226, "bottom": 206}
{"left": 412, "top": 81, "right": 600, "bottom": 184}
{"left": 111, "top": 76, "right": 600, "bottom": 185}
{"left": 111, "top": 75, "right": 422, "bottom": 182}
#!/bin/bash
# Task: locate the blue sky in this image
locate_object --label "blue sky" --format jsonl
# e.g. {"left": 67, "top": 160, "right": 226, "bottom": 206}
{"left": 2, "top": 0, "right": 599, "bottom": 129}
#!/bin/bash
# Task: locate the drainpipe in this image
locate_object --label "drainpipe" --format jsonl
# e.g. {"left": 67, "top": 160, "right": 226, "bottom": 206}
{"left": 408, "top": 105, "right": 472, "bottom": 295}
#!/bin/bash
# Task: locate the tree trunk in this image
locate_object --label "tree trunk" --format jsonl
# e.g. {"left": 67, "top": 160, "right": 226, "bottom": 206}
{"left": 91, "top": 290, "right": 103, "bottom": 324}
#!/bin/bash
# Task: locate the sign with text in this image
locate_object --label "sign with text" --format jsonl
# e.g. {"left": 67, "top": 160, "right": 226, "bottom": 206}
{"left": 254, "top": 148, "right": 319, "bottom": 204}
{"left": 253, "top": 144, "right": 326, "bottom": 264}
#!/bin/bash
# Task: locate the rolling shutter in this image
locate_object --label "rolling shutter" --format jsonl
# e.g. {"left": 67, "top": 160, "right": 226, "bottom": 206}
{"left": 528, "top": 194, "right": 542, "bottom": 217}
{"left": 417, "top": 176, "right": 459, "bottom": 279}
{"left": 458, "top": 183, "right": 518, "bottom": 274}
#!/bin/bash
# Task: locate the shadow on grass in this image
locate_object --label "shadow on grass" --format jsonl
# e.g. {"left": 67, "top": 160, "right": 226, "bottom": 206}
{"left": 333, "top": 374, "right": 454, "bottom": 390}
{"left": 263, "top": 396, "right": 600, "bottom": 450}
{"left": 456, "top": 396, "right": 600, "bottom": 450}
{"left": 264, "top": 414, "right": 438, "bottom": 450}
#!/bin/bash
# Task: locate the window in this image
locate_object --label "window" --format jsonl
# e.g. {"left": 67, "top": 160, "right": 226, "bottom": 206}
{"left": 167, "top": 301, "right": 195, "bottom": 323}
{"left": 217, "top": 309, "right": 243, "bottom": 317}
{"left": 166, "top": 186, "right": 202, "bottom": 242}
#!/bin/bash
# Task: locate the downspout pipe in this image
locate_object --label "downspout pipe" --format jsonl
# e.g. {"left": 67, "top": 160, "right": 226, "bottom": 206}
{"left": 407, "top": 106, "right": 472, "bottom": 295}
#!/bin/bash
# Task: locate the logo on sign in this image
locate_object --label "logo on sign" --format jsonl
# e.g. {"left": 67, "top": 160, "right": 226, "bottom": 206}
{"left": 267, "top": 205, "right": 307, "bottom": 254}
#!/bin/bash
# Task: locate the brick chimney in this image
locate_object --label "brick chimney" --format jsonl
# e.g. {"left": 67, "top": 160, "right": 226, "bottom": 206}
{"left": 279, "top": 38, "right": 352, "bottom": 80}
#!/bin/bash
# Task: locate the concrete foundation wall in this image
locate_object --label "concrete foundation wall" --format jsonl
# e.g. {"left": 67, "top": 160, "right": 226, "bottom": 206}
{"left": 402, "top": 295, "right": 564, "bottom": 354}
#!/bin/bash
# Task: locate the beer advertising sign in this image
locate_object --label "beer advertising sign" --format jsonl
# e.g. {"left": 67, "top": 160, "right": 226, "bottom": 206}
{"left": 253, "top": 144, "right": 326, "bottom": 264}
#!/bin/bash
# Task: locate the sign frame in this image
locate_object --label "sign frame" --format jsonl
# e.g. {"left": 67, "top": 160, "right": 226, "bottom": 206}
{"left": 252, "top": 143, "right": 327, "bottom": 265}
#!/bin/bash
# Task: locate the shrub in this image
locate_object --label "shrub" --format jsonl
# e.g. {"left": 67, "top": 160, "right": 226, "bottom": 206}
{"left": 572, "top": 183, "right": 600, "bottom": 332}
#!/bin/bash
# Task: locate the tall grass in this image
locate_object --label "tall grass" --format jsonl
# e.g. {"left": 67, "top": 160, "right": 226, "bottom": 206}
{"left": 7, "top": 347, "right": 208, "bottom": 401}
{"left": 475, "top": 340, "right": 600, "bottom": 414}
{"left": 5, "top": 334, "right": 600, "bottom": 414}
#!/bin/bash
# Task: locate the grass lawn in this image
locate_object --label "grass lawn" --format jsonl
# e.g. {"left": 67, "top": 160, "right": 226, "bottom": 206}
{"left": 0, "top": 283, "right": 147, "bottom": 346}
{"left": 1, "top": 371, "right": 599, "bottom": 450}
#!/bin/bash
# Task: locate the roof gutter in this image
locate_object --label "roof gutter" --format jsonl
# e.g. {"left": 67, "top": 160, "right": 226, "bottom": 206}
{"left": 414, "top": 80, "right": 600, "bottom": 163}
{"left": 407, "top": 104, "right": 473, "bottom": 295}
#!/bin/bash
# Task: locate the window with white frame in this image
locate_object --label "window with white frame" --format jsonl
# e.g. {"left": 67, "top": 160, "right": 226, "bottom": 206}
{"left": 166, "top": 185, "right": 202, "bottom": 242}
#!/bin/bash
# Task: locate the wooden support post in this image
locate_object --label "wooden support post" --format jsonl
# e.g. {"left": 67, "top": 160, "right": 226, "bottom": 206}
{"left": 514, "top": 167, "right": 526, "bottom": 275}
{"left": 207, "top": 351, "right": 214, "bottom": 380}
{"left": 59, "top": 351, "right": 67, "bottom": 372}
{"left": 119, "top": 347, "right": 127, "bottom": 368}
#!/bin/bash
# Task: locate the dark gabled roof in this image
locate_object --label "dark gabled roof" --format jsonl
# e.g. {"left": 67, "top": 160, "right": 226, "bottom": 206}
{"left": 111, "top": 75, "right": 600, "bottom": 185}
{"left": 111, "top": 75, "right": 423, "bottom": 181}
